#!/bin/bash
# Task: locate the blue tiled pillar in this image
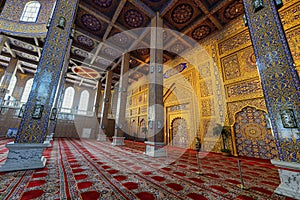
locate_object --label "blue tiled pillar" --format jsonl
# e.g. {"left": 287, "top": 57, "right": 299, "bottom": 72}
{"left": 16, "top": 0, "right": 79, "bottom": 143}
{"left": 243, "top": 0, "right": 300, "bottom": 198}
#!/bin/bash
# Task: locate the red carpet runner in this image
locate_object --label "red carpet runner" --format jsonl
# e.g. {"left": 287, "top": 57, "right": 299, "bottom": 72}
{"left": 0, "top": 138, "right": 296, "bottom": 200}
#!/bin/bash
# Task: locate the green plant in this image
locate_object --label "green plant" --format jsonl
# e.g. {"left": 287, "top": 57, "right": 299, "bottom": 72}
{"left": 221, "top": 148, "right": 230, "bottom": 153}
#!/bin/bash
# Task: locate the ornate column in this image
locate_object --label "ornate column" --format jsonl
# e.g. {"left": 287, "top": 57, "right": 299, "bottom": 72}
{"left": 97, "top": 70, "right": 112, "bottom": 141}
{"left": 243, "top": 0, "right": 300, "bottom": 198}
{"left": 0, "top": 57, "right": 17, "bottom": 105}
{"left": 145, "top": 13, "right": 165, "bottom": 157}
{"left": 112, "top": 53, "right": 129, "bottom": 146}
{"left": 0, "top": 0, "right": 79, "bottom": 172}
{"left": 47, "top": 34, "right": 73, "bottom": 141}
{"left": 94, "top": 80, "right": 103, "bottom": 122}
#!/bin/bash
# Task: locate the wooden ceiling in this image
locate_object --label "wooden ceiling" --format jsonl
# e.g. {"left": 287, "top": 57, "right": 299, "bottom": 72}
{"left": 0, "top": 0, "right": 244, "bottom": 89}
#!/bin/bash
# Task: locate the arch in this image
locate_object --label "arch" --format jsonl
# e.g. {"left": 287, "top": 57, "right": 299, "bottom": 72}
{"left": 233, "top": 106, "right": 278, "bottom": 159}
{"left": 61, "top": 87, "right": 75, "bottom": 113}
{"left": 78, "top": 90, "right": 89, "bottom": 115}
{"left": 20, "top": 1, "right": 41, "bottom": 22}
{"left": 20, "top": 78, "right": 33, "bottom": 103}
{"left": 130, "top": 119, "right": 137, "bottom": 140}
{"left": 171, "top": 117, "right": 188, "bottom": 148}
{"left": 139, "top": 118, "right": 147, "bottom": 140}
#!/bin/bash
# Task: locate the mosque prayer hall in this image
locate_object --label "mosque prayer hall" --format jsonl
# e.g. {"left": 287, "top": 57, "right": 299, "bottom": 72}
{"left": 0, "top": 0, "right": 299, "bottom": 199}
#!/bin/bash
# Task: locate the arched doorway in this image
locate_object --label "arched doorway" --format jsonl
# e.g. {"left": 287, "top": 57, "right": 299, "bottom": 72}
{"left": 171, "top": 117, "right": 188, "bottom": 148}
{"left": 234, "top": 106, "right": 278, "bottom": 159}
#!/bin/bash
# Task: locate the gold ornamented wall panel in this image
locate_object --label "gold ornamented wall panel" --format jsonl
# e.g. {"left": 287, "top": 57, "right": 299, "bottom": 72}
{"left": 221, "top": 47, "right": 258, "bottom": 83}
{"left": 201, "top": 99, "right": 215, "bottom": 117}
{"left": 199, "top": 80, "right": 213, "bottom": 97}
{"left": 198, "top": 62, "right": 212, "bottom": 78}
{"left": 279, "top": 1, "right": 300, "bottom": 31}
{"left": 286, "top": 25, "right": 300, "bottom": 67}
{"left": 225, "top": 78, "right": 263, "bottom": 101}
{"left": 218, "top": 30, "right": 251, "bottom": 56}
{"left": 221, "top": 54, "right": 241, "bottom": 80}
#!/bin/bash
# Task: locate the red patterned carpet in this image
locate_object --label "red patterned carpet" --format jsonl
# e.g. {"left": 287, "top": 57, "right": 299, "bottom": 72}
{"left": 0, "top": 138, "right": 296, "bottom": 200}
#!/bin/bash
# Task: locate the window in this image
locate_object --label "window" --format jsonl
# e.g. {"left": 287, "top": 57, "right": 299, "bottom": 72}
{"left": 20, "top": 1, "right": 41, "bottom": 22}
{"left": 20, "top": 78, "right": 33, "bottom": 103}
{"left": 78, "top": 90, "right": 89, "bottom": 115}
{"left": 5, "top": 75, "right": 17, "bottom": 100}
{"left": 61, "top": 87, "right": 75, "bottom": 113}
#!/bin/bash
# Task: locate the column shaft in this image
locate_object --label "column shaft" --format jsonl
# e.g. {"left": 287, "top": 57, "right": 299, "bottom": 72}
{"left": 15, "top": 0, "right": 79, "bottom": 143}
{"left": 145, "top": 13, "right": 165, "bottom": 157}
{"left": 0, "top": 57, "right": 18, "bottom": 104}
{"left": 94, "top": 81, "right": 103, "bottom": 121}
{"left": 243, "top": 0, "right": 300, "bottom": 198}
{"left": 112, "top": 53, "right": 129, "bottom": 145}
{"left": 98, "top": 70, "right": 113, "bottom": 139}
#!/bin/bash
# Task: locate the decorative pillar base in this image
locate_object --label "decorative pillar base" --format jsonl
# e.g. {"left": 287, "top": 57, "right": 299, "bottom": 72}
{"left": 144, "top": 141, "right": 165, "bottom": 157}
{"left": 271, "top": 159, "right": 300, "bottom": 199}
{"left": 112, "top": 136, "right": 125, "bottom": 146}
{"left": 0, "top": 142, "right": 48, "bottom": 172}
{"left": 97, "top": 132, "right": 107, "bottom": 142}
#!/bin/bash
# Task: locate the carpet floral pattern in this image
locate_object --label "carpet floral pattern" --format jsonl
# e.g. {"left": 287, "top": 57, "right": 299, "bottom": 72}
{"left": 0, "top": 138, "right": 296, "bottom": 200}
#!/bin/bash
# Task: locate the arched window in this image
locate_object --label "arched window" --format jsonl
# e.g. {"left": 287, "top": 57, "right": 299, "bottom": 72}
{"left": 78, "top": 90, "right": 89, "bottom": 115}
{"left": 20, "top": 1, "right": 41, "bottom": 22}
{"left": 5, "top": 75, "right": 17, "bottom": 100}
{"left": 20, "top": 78, "right": 33, "bottom": 103}
{"left": 61, "top": 87, "right": 75, "bottom": 113}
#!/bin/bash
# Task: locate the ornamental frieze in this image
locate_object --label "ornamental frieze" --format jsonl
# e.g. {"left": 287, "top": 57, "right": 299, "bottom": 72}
{"left": 218, "top": 30, "right": 251, "bottom": 56}
{"left": 226, "top": 78, "right": 263, "bottom": 99}
{"left": 279, "top": 2, "right": 300, "bottom": 31}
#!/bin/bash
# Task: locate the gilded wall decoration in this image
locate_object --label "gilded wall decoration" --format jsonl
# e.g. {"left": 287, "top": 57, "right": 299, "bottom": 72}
{"left": 242, "top": 46, "right": 258, "bottom": 72}
{"left": 218, "top": 30, "right": 251, "bottom": 56}
{"left": 199, "top": 80, "right": 213, "bottom": 97}
{"left": 279, "top": 2, "right": 300, "bottom": 30}
{"left": 140, "top": 105, "right": 147, "bottom": 114}
{"left": 234, "top": 106, "right": 278, "bottom": 159}
{"left": 226, "top": 78, "right": 263, "bottom": 99}
{"left": 198, "top": 62, "right": 211, "bottom": 78}
{"left": 221, "top": 54, "right": 241, "bottom": 80}
{"left": 286, "top": 26, "right": 300, "bottom": 67}
{"left": 201, "top": 99, "right": 215, "bottom": 117}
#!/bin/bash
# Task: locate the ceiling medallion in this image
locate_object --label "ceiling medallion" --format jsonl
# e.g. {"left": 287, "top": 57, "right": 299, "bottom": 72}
{"left": 93, "top": 0, "right": 112, "bottom": 8}
{"left": 77, "top": 35, "right": 94, "bottom": 48}
{"left": 124, "top": 9, "right": 144, "bottom": 28}
{"left": 96, "top": 57, "right": 111, "bottom": 66}
{"left": 129, "top": 59, "right": 138, "bottom": 66}
{"left": 170, "top": 43, "right": 185, "bottom": 54}
{"left": 12, "top": 40, "right": 34, "bottom": 51}
{"left": 112, "top": 33, "right": 129, "bottom": 46}
{"left": 72, "top": 66, "right": 100, "bottom": 79}
{"left": 136, "top": 48, "right": 149, "bottom": 56}
{"left": 81, "top": 14, "right": 101, "bottom": 31}
{"left": 17, "top": 52, "right": 38, "bottom": 61}
{"left": 103, "top": 48, "right": 118, "bottom": 57}
{"left": 172, "top": 3, "right": 193, "bottom": 24}
{"left": 224, "top": 1, "right": 244, "bottom": 20}
{"left": 74, "top": 49, "right": 89, "bottom": 58}
{"left": 192, "top": 25, "right": 211, "bottom": 40}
